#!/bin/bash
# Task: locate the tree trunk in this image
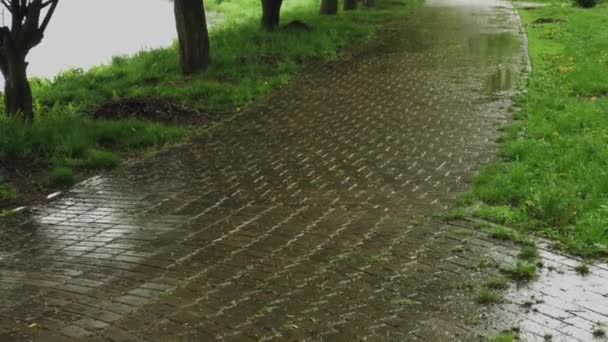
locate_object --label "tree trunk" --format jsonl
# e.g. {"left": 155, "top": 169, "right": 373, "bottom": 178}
{"left": 261, "top": 0, "right": 283, "bottom": 31}
{"left": 174, "top": 0, "right": 211, "bottom": 75}
{"left": 1, "top": 53, "right": 33, "bottom": 121}
{"left": 344, "top": 0, "right": 357, "bottom": 10}
{"left": 320, "top": 0, "right": 338, "bottom": 14}
{"left": 364, "top": 0, "right": 376, "bottom": 7}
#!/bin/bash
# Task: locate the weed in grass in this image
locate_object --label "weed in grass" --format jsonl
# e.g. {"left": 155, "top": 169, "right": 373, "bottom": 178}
{"left": 486, "top": 276, "right": 509, "bottom": 290}
{"left": 48, "top": 167, "right": 76, "bottom": 188}
{"left": 501, "top": 261, "right": 537, "bottom": 281}
{"left": 575, "top": 263, "right": 590, "bottom": 276}
{"left": 518, "top": 245, "right": 539, "bottom": 261}
{"left": 475, "top": 287, "right": 501, "bottom": 305}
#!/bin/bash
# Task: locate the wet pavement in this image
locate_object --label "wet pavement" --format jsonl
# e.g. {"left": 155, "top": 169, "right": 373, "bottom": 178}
{"left": 0, "top": 0, "right": 543, "bottom": 340}
{"left": 452, "top": 219, "right": 608, "bottom": 342}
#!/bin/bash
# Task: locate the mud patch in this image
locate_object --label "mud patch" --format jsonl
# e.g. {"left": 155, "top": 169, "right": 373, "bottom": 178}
{"left": 87, "top": 97, "right": 211, "bottom": 126}
{"left": 0, "top": 160, "right": 51, "bottom": 210}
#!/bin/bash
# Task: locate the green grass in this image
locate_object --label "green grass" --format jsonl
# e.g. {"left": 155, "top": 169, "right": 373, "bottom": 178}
{"left": 48, "top": 167, "right": 76, "bottom": 187}
{"left": 31, "top": 0, "right": 417, "bottom": 113}
{"left": 69, "top": 149, "right": 121, "bottom": 170}
{"left": 500, "top": 261, "right": 538, "bottom": 281}
{"left": 467, "top": 1, "right": 608, "bottom": 257}
{"left": 0, "top": 178, "right": 16, "bottom": 201}
{"left": 486, "top": 332, "right": 516, "bottom": 342}
{"left": 0, "top": 0, "right": 418, "bottom": 205}
{"left": 0, "top": 109, "right": 186, "bottom": 164}
{"left": 486, "top": 276, "right": 509, "bottom": 290}
{"left": 518, "top": 245, "right": 539, "bottom": 260}
{"left": 475, "top": 287, "right": 502, "bottom": 304}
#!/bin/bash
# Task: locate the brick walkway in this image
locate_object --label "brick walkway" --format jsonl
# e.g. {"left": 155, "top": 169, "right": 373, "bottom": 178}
{"left": 0, "top": 0, "right": 533, "bottom": 340}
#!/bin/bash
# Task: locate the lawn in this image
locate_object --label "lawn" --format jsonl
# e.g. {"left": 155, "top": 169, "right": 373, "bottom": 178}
{"left": 0, "top": 0, "right": 419, "bottom": 206}
{"left": 464, "top": 0, "right": 608, "bottom": 257}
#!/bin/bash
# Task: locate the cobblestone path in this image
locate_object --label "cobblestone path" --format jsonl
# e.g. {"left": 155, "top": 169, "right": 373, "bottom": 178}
{"left": 0, "top": 0, "right": 527, "bottom": 340}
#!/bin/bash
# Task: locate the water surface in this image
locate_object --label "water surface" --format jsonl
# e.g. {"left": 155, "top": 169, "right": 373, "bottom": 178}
{"left": 1, "top": 0, "right": 177, "bottom": 87}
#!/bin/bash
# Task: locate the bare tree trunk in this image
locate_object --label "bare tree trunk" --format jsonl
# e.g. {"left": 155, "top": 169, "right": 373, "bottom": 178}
{"left": 320, "top": 0, "right": 338, "bottom": 14}
{"left": 0, "top": 0, "right": 59, "bottom": 121}
{"left": 174, "top": 0, "right": 211, "bottom": 75}
{"left": 344, "top": 0, "right": 357, "bottom": 10}
{"left": 0, "top": 52, "right": 33, "bottom": 121}
{"left": 261, "top": 0, "right": 283, "bottom": 31}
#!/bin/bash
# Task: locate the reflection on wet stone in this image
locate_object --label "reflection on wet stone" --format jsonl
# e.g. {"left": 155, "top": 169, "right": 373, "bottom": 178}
{"left": 485, "top": 65, "right": 518, "bottom": 95}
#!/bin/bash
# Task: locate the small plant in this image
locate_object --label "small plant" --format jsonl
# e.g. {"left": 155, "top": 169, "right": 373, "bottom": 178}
{"left": 160, "top": 289, "right": 175, "bottom": 297}
{"left": 593, "top": 322, "right": 606, "bottom": 337}
{"left": 479, "top": 257, "right": 497, "bottom": 269}
{"left": 442, "top": 208, "right": 467, "bottom": 221}
{"left": 501, "top": 261, "right": 537, "bottom": 281}
{"left": 518, "top": 245, "right": 539, "bottom": 260}
{"left": 575, "top": 263, "right": 590, "bottom": 276}
{"left": 486, "top": 331, "right": 516, "bottom": 342}
{"left": 486, "top": 276, "right": 509, "bottom": 290}
{"left": 48, "top": 167, "right": 76, "bottom": 187}
{"left": 451, "top": 227, "right": 474, "bottom": 236}
{"left": 391, "top": 298, "right": 420, "bottom": 307}
{"left": 475, "top": 287, "right": 501, "bottom": 305}
{"left": 485, "top": 226, "right": 519, "bottom": 241}
{"left": 543, "top": 333, "right": 552, "bottom": 341}
{"left": 0, "top": 179, "right": 17, "bottom": 200}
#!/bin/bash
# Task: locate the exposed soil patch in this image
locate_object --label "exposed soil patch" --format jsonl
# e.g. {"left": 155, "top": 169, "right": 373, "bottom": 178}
{"left": 87, "top": 97, "right": 211, "bottom": 126}
{"left": 0, "top": 159, "right": 52, "bottom": 209}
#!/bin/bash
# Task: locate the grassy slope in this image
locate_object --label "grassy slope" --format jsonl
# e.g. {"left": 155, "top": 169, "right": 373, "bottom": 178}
{"left": 466, "top": 1, "right": 608, "bottom": 257}
{"left": 33, "top": 0, "right": 414, "bottom": 112}
{"left": 0, "top": 0, "right": 418, "bottom": 204}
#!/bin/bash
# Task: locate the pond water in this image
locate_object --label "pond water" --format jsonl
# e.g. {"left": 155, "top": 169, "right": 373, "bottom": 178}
{"left": 1, "top": 0, "right": 177, "bottom": 88}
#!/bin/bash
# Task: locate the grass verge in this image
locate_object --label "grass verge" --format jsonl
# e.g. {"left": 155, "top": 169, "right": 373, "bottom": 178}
{"left": 0, "top": 0, "right": 419, "bottom": 206}
{"left": 464, "top": 1, "right": 608, "bottom": 257}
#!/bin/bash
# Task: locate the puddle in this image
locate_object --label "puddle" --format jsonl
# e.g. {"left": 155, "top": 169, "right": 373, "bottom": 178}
{"left": 485, "top": 65, "right": 518, "bottom": 94}
{"left": 468, "top": 32, "right": 521, "bottom": 59}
